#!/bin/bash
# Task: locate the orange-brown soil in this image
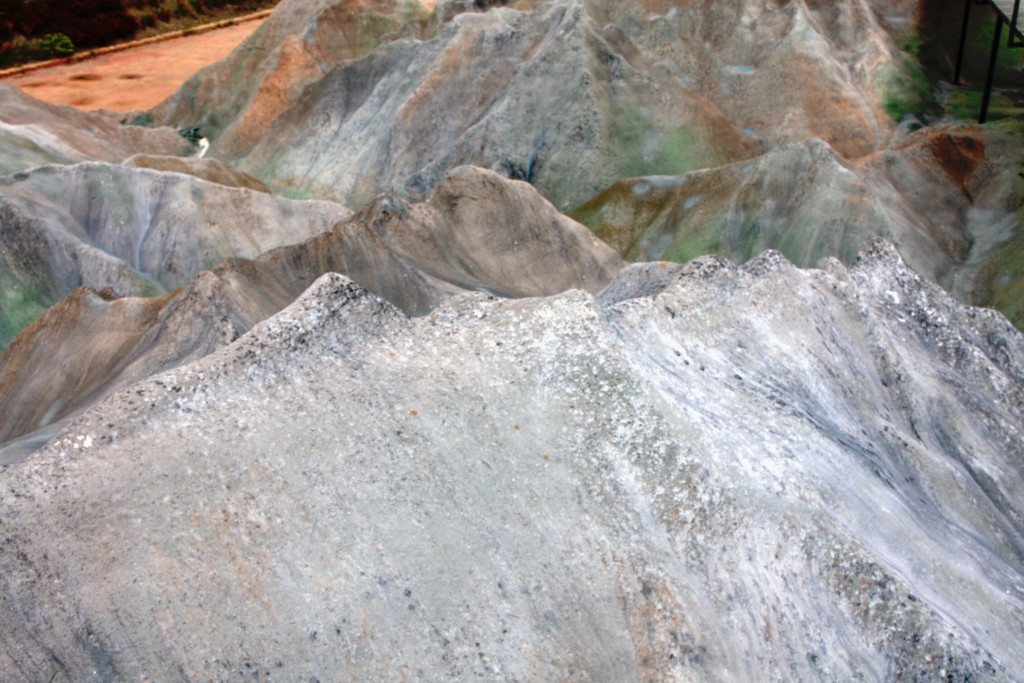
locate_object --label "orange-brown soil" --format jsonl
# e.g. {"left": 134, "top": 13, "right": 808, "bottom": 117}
{"left": 0, "top": 20, "right": 262, "bottom": 112}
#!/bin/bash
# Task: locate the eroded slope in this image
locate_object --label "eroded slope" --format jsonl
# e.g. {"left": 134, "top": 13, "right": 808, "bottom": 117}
{"left": 0, "top": 166, "right": 622, "bottom": 452}
{"left": 0, "top": 161, "right": 349, "bottom": 347}
{"left": 0, "top": 241, "right": 1021, "bottom": 680}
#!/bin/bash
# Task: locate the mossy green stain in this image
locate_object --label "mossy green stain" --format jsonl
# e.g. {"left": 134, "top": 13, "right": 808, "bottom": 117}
{"left": 879, "top": 57, "right": 939, "bottom": 122}
{"left": 652, "top": 128, "right": 701, "bottom": 176}
{"left": 975, "top": 222, "right": 1024, "bottom": 330}
{"left": 609, "top": 107, "right": 701, "bottom": 179}
{"left": 0, "top": 272, "right": 52, "bottom": 349}
{"left": 661, "top": 218, "right": 727, "bottom": 265}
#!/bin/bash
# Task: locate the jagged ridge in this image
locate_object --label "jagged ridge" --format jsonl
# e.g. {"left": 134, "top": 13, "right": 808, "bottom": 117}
{"left": 0, "top": 240, "right": 1021, "bottom": 680}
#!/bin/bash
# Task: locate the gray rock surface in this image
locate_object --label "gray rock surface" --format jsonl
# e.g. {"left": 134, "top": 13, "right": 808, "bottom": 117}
{"left": 0, "top": 161, "right": 349, "bottom": 347}
{"left": 0, "top": 166, "right": 622, "bottom": 452}
{"left": 0, "top": 84, "right": 192, "bottom": 175}
{"left": 1, "top": 240, "right": 1022, "bottom": 680}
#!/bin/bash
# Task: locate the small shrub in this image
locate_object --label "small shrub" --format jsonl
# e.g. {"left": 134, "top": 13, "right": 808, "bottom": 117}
{"left": 178, "top": 126, "right": 203, "bottom": 144}
{"left": 40, "top": 33, "right": 74, "bottom": 57}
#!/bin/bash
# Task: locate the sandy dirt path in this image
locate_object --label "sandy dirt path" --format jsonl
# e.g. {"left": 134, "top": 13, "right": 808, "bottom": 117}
{"left": 0, "top": 20, "right": 262, "bottom": 112}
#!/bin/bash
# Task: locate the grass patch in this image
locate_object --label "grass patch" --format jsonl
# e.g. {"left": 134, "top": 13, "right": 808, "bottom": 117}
{"left": 130, "top": 0, "right": 276, "bottom": 41}
{"left": 945, "top": 88, "right": 1024, "bottom": 121}
{"left": 880, "top": 56, "right": 939, "bottom": 122}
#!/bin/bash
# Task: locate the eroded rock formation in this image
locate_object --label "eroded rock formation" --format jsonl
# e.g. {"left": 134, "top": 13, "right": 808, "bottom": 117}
{"left": 570, "top": 123, "right": 1022, "bottom": 323}
{"left": 154, "top": 0, "right": 918, "bottom": 208}
{"left": 0, "top": 161, "right": 348, "bottom": 347}
{"left": 1, "top": 2, "right": 1023, "bottom": 678}
{"left": 0, "top": 167, "right": 622, "bottom": 455}
{"left": 0, "top": 84, "right": 191, "bottom": 175}
{"left": 142, "top": 0, "right": 1022, "bottom": 326}
{"left": 1, "top": 241, "right": 1021, "bottom": 680}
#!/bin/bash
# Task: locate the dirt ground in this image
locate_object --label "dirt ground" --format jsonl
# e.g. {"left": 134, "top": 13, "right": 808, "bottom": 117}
{"left": 0, "top": 19, "right": 262, "bottom": 112}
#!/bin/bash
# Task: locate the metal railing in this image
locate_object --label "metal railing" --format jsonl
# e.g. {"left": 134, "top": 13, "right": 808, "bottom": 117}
{"left": 1009, "top": 0, "right": 1024, "bottom": 46}
{"left": 953, "top": 0, "right": 1024, "bottom": 122}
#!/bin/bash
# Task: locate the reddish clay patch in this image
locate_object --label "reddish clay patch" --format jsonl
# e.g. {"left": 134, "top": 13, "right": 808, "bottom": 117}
{"left": 928, "top": 132, "right": 986, "bottom": 190}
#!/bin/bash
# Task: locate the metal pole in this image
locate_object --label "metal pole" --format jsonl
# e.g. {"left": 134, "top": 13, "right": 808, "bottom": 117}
{"left": 954, "top": 0, "right": 974, "bottom": 83}
{"left": 1011, "top": 0, "right": 1022, "bottom": 47}
{"left": 980, "top": 14, "right": 1004, "bottom": 123}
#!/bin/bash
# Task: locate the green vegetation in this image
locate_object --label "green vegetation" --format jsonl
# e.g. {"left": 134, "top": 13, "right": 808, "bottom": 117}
{"left": 876, "top": 25, "right": 943, "bottom": 122}
{"left": 129, "top": 0, "right": 276, "bottom": 41}
{"left": 0, "top": 273, "right": 52, "bottom": 349}
{"left": 900, "top": 32, "right": 923, "bottom": 59}
{"left": 178, "top": 126, "right": 204, "bottom": 144}
{"left": 40, "top": 33, "right": 74, "bottom": 57}
{"left": 880, "top": 56, "right": 939, "bottom": 122}
{"left": 945, "top": 88, "right": 1023, "bottom": 121}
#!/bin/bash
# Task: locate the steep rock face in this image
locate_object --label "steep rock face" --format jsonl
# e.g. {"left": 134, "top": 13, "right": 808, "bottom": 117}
{"left": 152, "top": 0, "right": 915, "bottom": 207}
{"left": 582, "top": 0, "right": 912, "bottom": 156}
{"left": 151, "top": 0, "right": 439, "bottom": 163}
{"left": 0, "top": 166, "right": 622, "bottom": 452}
{"left": 1, "top": 241, "right": 1021, "bottom": 680}
{"left": 571, "top": 124, "right": 1022, "bottom": 319}
{"left": 217, "top": 0, "right": 761, "bottom": 208}
{"left": 144, "top": 0, "right": 1023, "bottom": 326}
{"left": 0, "top": 85, "right": 192, "bottom": 175}
{"left": 0, "top": 162, "right": 349, "bottom": 347}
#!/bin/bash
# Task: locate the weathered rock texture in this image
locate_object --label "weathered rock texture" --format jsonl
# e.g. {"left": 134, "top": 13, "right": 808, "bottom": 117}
{"left": 154, "top": 0, "right": 921, "bottom": 208}
{"left": 1, "top": 241, "right": 1022, "bottom": 680}
{"left": 1, "top": 3, "right": 1023, "bottom": 677}
{"left": 570, "top": 124, "right": 1023, "bottom": 323}
{"left": 143, "top": 0, "right": 1024, "bottom": 327}
{"left": 0, "top": 166, "right": 622, "bottom": 452}
{"left": 0, "top": 161, "right": 348, "bottom": 347}
{"left": 121, "top": 154, "right": 272, "bottom": 193}
{"left": 152, "top": 0, "right": 439, "bottom": 169}
{"left": 0, "top": 84, "right": 192, "bottom": 175}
